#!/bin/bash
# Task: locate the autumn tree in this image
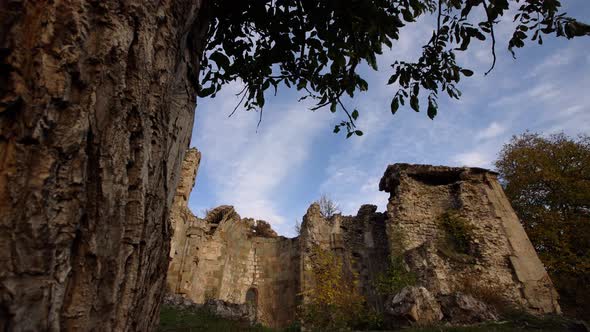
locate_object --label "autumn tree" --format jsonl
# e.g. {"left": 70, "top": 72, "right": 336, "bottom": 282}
{"left": 1, "top": 0, "right": 589, "bottom": 330}
{"left": 495, "top": 132, "right": 590, "bottom": 319}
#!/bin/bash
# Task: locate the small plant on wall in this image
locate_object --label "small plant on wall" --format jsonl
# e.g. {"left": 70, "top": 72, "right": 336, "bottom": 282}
{"left": 437, "top": 210, "right": 477, "bottom": 263}
{"left": 373, "top": 256, "right": 417, "bottom": 296}
{"left": 374, "top": 226, "right": 416, "bottom": 296}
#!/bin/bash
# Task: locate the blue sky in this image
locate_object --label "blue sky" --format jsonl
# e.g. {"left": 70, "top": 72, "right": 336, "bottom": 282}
{"left": 188, "top": 3, "right": 590, "bottom": 236}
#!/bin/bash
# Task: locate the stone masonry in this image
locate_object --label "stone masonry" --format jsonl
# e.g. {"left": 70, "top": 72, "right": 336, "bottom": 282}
{"left": 167, "top": 152, "right": 560, "bottom": 327}
{"left": 379, "top": 164, "right": 560, "bottom": 314}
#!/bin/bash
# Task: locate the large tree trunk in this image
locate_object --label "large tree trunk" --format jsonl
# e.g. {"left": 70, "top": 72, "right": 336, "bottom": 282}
{"left": 0, "top": 1, "right": 208, "bottom": 330}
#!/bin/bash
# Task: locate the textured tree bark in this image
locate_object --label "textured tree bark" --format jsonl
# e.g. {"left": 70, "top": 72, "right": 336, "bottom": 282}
{"left": 0, "top": 1, "right": 208, "bottom": 330}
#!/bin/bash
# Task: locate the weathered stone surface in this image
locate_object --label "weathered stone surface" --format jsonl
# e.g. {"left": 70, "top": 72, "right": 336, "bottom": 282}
{"left": 204, "top": 299, "right": 256, "bottom": 323}
{"left": 163, "top": 293, "right": 203, "bottom": 310}
{"left": 167, "top": 161, "right": 561, "bottom": 328}
{"left": 167, "top": 200, "right": 300, "bottom": 328}
{"left": 298, "top": 203, "right": 390, "bottom": 311}
{"left": 439, "top": 292, "right": 499, "bottom": 324}
{"left": 0, "top": 1, "right": 208, "bottom": 331}
{"left": 386, "top": 286, "right": 443, "bottom": 324}
{"left": 167, "top": 148, "right": 201, "bottom": 294}
{"left": 379, "top": 164, "right": 561, "bottom": 315}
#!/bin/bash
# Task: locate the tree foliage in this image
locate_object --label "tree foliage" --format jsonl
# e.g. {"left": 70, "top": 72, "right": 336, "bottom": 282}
{"left": 198, "top": 0, "right": 589, "bottom": 137}
{"left": 495, "top": 132, "right": 590, "bottom": 319}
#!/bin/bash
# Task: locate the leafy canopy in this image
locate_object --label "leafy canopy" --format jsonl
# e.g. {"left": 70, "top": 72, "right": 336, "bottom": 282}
{"left": 198, "top": 0, "right": 589, "bottom": 137}
{"left": 495, "top": 132, "right": 590, "bottom": 319}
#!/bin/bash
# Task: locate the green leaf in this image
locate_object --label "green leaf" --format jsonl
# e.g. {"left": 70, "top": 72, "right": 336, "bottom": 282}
{"left": 355, "top": 130, "right": 363, "bottom": 136}
{"left": 296, "top": 80, "right": 307, "bottom": 91}
{"left": 333, "top": 126, "right": 340, "bottom": 133}
{"left": 367, "top": 53, "right": 378, "bottom": 70}
{"left": 334, "top": 53, "right": 346, "bottom": 68}
{"left": 410, "top": 95, "right": 419, "bottom": 112}
{"left": 460, "top": 69, "right": 474, "bottom": 77}
{"left": 387, "top": 73, "right": 400, "bottom": 85}
{"left": 412, "top": 83, "right": 419, "bottom": 97}
{"left": 427, "top": 98, "right": 437, "bottom": 119}
{"left": 330, "top": 102, "right": 337, "bottom": 113}
{"left": 197, "top": 86, "right": 215, "bottom": 98}
{"left": 402, "top": 9, "right": 414, "bottom": 22}
{"left": 209, "top": 51, "right": 230, "bottom": 69}
{"left": 391, "top": 98, "right": 400, "bottom": 114}
{"left": 351, "top": 110, "right": 359, "bottom": 120}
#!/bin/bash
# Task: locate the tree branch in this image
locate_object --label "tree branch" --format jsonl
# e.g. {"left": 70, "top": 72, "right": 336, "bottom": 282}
{"left": 228, "top": 84, "right": 249, "bottom": 117}
{"left": 482, "top": 0, "right": 497, "bottom": 75}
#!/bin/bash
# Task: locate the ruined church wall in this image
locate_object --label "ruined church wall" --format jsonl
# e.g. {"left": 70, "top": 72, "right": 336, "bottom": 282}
{"left": 379, "top": 164, "right": 560, "bottom": 314}
{"left": 168, "top": 202, "right": 300, "bottom": 327}
{"left": 167, "top": 149, "right": 561, "bottom": 328}
{"left": 167, "top": 149, "right": 201, "bottom": 294}
{"left": 252, "top": 237, "right": 301, "bottom": 327}
{"left": 182, "top": 217, "right": 254, "bottom": 304}
{"left": 299, "top": 204, "right": 391, "bottom": 311}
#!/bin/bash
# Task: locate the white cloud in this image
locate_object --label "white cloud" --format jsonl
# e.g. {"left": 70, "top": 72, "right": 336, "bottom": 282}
{"left": 319, "top": 168, "right": 389, "bottom": 215}
{"left": 476, "top": 122, "right": 507, "bottom": 141}
{"left": 527, "top": 47, "right": 576, "bottom": 78}
{"left": 452, "top": 150, "right": 495, "bottom": 168}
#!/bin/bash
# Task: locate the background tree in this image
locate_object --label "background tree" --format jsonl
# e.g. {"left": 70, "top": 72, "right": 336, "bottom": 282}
{"left": 495, "top": 132, "right": 590, "bottom": 319}
{"left": 295, "top": 219, "right": 302, "bottom": 236}
{"left": 317, "top": 194, "right": 341, "bottom": 219}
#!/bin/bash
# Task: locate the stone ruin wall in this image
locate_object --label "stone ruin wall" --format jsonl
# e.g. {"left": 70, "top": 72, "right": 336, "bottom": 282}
{"left": 166, "top": 152, "right": 300, "bottom": 327}
{"left": 166, "top": 150, "right": 561, "bottom": 327}
{"left": 298, "top": 203, "right": 391, "bottom": 311}
{"left": 168, "top": 148, "right": 201, "bottom": 293}
{"left": 379, "top": 164, "right": 561, "bottom": 314}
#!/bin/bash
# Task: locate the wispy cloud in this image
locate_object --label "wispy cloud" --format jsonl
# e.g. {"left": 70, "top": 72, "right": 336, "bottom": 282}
{"left": 452, "top": 150, "right": 496, "bottom": 168}
{"left": 476, "top": 122, "right": 507, "bottom": 141}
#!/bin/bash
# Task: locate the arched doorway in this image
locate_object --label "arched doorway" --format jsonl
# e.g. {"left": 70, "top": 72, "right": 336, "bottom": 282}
{"left": 246, "top": 287, "right": 258, "bottom": 320}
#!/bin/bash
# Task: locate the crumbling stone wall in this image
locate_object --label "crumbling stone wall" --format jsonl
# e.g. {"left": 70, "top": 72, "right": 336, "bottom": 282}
{"left": 168, "top": 148, "right": 201, "bottom": 293}
{"left": 379, "top": 164, "right": 561, "bottom": 314}
{"left": 167, "top": 195, "right": 300, "bottom": 327}
{"left": 299, "top": 203, "right": 391, "bottom": 311}
{"left": 167, "top": 152, "right": 560, "bottom": 327}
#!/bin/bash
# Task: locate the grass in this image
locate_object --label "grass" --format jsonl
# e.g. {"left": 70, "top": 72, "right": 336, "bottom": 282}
{"left": 159, "top": 305, "right": 587, "bottom": 332}
{"left": 158, "top": 305, "right": 276, "bottom": 332}
{"left": 402, "top": 312, "right": 587, "bottom": 332}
